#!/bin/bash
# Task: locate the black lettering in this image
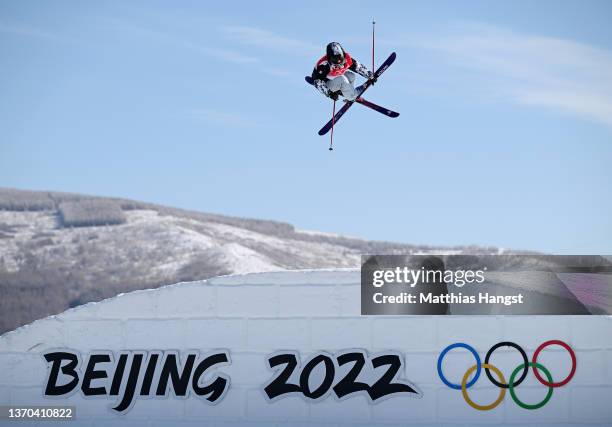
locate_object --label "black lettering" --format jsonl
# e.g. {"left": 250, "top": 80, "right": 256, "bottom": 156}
{"left": 333, "top": 352, "right": 369, "bottom": 399}
{"left": 156, "top": 354, "right": 195, "bottom": 396}
{"left": 140, "top": 353, "right": 159, "bottom": 395}
{"left": 113, "top": 353, "right": 143, "bottom": 413}
{"left": 368, "top": 354, "right": 419, "bottom": 401}
{"left": 109, "top": 353, "right": 127, "bottom": 396}
{"left": 299, "top": 354, "right": 334, "bottom": 399}
{"left": 192, "top": 353, "right": 230, "bottom": 402}
{"left": 263, "top": 353, "right": 301, "bottom": 400}
{"left": 81, "top": 354, "right": 110, "bottom": 396}
{"left": 44, "top": 352, "right": 79, "bottom": 396}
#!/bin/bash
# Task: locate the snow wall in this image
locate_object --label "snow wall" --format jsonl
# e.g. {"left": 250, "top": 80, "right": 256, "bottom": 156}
{"left": 0, "top": 269, "right": 611, "bottom": 426}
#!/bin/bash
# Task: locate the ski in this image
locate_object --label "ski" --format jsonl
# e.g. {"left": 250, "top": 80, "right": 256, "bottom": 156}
{"left": 354, "top": 97, "right": 399, "bottom": 118}
{"left": 306, "top": 52, "right": 397, "bottom": 136}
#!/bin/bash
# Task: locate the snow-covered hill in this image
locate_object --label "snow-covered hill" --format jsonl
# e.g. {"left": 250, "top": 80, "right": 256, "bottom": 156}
{"left": 0, "top": 188, "right": 506, "bottom": 333}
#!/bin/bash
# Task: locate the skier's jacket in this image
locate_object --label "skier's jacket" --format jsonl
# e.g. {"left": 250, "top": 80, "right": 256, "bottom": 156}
{"left": 311, "top": 51, "right": 371, "bottom": 98}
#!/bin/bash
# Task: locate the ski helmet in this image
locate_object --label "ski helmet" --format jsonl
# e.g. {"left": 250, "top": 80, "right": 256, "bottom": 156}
{"left": 326, "top": 42, "right": 345, "bottom": 65}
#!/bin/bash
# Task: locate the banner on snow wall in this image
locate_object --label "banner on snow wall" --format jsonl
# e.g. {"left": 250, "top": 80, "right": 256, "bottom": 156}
{"left": 0, "top": 269, "right": 611, "bottom": 426}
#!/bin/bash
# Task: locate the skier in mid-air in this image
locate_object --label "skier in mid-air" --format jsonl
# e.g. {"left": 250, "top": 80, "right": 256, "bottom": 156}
{"left": 305, "top": 36, "right": 398, "bottom": 143}
{"left": 311, "top": 42, "right": 377, "bottom": 102}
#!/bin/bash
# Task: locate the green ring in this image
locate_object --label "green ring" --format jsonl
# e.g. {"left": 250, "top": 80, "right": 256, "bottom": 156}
{"left": 509, "top": 362, "right": 553, "bottom": 410}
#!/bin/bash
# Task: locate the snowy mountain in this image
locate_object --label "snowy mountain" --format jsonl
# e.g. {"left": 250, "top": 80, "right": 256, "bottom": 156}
{"left": 0, "top": 188, "right": 504, "bottom": 333}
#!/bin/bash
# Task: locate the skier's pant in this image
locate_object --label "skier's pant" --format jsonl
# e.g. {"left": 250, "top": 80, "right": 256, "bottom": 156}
{"left": 326, "top": 71, "right": 357, "bottom": 101}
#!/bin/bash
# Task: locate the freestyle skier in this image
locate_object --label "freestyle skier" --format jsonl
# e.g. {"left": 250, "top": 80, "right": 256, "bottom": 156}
{"left": 305, "top": 31, "right": 398, "bottom": 148}
{"left": 311, "top": 42, "right": 377, "bottom": 102}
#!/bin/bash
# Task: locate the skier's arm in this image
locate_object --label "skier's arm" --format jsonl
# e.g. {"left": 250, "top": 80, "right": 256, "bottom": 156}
{"left": 311, "top": 65, "right": 332, "bottom": 98}
{"left": 350, "top": 59, "right": 375, "bottom": 80}
{"left": 313, "top": 79, "right": 332, "bottom": 98}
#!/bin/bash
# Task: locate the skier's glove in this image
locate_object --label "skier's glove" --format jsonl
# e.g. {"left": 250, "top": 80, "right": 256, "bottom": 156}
{"left": 367, "top": 71, "right": 377, "bottom": 85}
{"left": 329, "top": 92, "right": 339, "bottom": 101}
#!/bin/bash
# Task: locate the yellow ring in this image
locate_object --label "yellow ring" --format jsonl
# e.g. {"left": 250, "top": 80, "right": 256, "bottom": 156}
{"left": 461, "top": 363, "right": 506, "bottom": 411}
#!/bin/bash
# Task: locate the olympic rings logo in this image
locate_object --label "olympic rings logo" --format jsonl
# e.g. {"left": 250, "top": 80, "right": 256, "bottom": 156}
{"left": 437, "top": 340, "right": 576, "bottom": 410}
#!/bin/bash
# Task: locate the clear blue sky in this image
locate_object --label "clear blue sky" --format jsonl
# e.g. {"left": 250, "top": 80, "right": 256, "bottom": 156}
{"left": 1, "top": 0, "right": 611, "bottom": 253}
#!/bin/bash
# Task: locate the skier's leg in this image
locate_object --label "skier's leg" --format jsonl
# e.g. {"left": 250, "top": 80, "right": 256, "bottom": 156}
{"left": 340, "top": 74, "right": 357, "bottom": 101}
{"left": 326, "top": 77, "right": 343, "bottom": 96}
{"left": 327, "top": 75, "right": 357, "bottom": 101}
{"left": 345, "top": 71, "right": 356, "bottom": 86}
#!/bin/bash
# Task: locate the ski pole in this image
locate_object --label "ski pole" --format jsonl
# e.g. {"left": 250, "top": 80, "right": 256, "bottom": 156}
{"left": 329, "top": 99, "right": 336, "bottom": 151}
{"left": 372, "top": 20, "right": 375, "bottom": 73}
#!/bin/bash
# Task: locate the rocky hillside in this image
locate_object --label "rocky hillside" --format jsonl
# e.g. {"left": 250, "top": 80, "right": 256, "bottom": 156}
{"left": 0, "top": 188, "right": 504, "bottom": 333}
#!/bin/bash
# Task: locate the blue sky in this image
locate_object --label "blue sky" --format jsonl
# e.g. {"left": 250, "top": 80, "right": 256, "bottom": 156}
{"left": 1, "top": 0, "right": 611, "bottom": 253}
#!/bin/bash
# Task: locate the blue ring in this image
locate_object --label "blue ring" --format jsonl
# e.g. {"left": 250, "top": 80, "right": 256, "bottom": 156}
{"left": 437, "top": 343, "right": 481, "bottom": 390}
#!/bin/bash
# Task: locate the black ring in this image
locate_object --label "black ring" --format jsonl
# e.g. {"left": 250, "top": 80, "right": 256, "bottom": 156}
{"left": 484, "top": 341, "right": 529, "bottom": 389}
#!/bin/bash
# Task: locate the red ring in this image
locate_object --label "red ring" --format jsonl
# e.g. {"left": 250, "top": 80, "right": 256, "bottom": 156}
{"left": 531, "top": 340, "right": 576, "bottom": 387}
